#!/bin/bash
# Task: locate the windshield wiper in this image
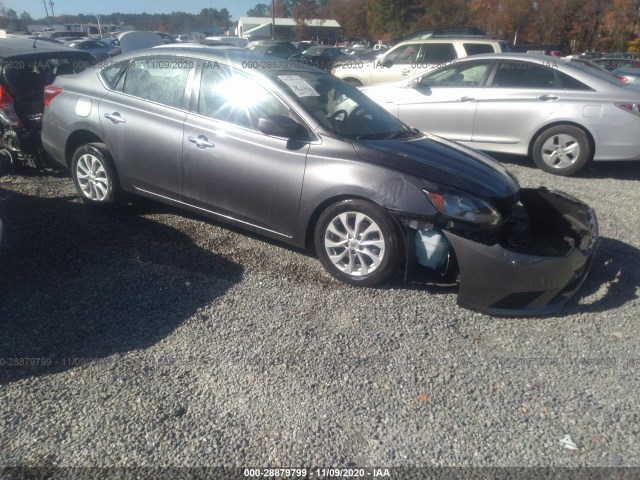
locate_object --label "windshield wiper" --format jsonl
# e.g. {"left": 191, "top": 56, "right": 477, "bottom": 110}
{"left": 384, "top": 128, "right": 419, "bottom": 140}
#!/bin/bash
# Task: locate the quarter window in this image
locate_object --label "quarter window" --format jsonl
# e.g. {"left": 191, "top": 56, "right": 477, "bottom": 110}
{"left": 122, "top": 57, "right": 191, "bottom": 108}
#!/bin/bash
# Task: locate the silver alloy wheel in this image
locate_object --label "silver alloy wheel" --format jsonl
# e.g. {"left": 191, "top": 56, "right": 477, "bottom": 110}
{"left": 540, "top": 133, "right": 581, "bottom": 169}
{"left": 75, "top": 153, "right": 110, "bottom": 201}
{"left": 324, "top": 211, "right": 386, "bottom": 276}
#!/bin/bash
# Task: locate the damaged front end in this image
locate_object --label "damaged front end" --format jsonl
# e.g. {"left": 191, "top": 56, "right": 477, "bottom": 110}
{"left": 398, "top": 188, "right": 599, "bottom": 316}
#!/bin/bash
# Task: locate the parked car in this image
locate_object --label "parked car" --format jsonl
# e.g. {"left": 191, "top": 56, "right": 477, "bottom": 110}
{"left": 399, "top": 26, "right": 487, "bottom": 42}
{"left": 247, "top": 43, "right": 293, "bottom": 59}
{"left": 611, "top": 67, "right": 640, "bottom": 85}
{"left": 64, "top": 38, "right": 113, "bottom": 61}
{"left": 361, "top": 53, "right": 640, "bottom": 175}
{"left": 0, "top": 37, "right": 94, "bottom": 172}
{"left": 205, "top": 36, "right": 248, "bottom": 48}
{"left": 290, "top": 46, "right": 349, "bottom": 71}
{"left": 154, "top": 32, "right": 176, "bottom": 44}
{"left": 248, "top": 40, "right": 298, "bottom": 56}
{"left": 332, "top": 37, "right": 511, "bottom": 86}
{"left": 40, "top": 46, "right": 599, "bottom": 315}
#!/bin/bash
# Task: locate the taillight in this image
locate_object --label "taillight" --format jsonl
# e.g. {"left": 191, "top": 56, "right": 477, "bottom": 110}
{"left": 44, "top": 85, "right": 63, "bottom": 106}
{"left": 0, "top": 85, "right": 22, "bottom": 127}
{"left": 615, "top": 76, "right": 629, "bottom": 84}
{"left": 616, "top": 103, "right": 640, "bottom": 116}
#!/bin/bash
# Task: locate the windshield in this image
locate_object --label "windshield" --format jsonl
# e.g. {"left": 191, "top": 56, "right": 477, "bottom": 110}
{"left": 270, "top": 71, "right": 411, "bottom": 140}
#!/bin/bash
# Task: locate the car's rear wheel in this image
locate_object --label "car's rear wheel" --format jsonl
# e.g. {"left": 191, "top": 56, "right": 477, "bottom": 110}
{"left": 71, "top": 143, "right": 120, "bottom": 207}
{"left": 532, "top": 125, "right": 592, "bottom": 176}
{"left": 344, "top": 78, "right": 363, "bottom": 87}
{"left": 314, "top": 199, "right": 400, "bottom": 287}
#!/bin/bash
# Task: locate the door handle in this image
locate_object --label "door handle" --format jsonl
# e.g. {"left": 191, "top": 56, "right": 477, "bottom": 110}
{"left": 188, "top": 135, "right": 215, "bottom": 149}
{"left": 104, "top": 112, "right": 126, "bottom": 124}
{"left": 538, "top": 94, "right": 559, "bottom": 102}
{"left": 401, "top": 69, "right": 411, "bottom": 75}
{"left": 458, "top": 96, "right": 476, "bottom": 102}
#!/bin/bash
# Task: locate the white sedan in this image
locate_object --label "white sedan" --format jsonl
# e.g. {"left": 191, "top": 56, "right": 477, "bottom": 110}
{"left": 361, "top": 53, "right": 640, "bottom": 175}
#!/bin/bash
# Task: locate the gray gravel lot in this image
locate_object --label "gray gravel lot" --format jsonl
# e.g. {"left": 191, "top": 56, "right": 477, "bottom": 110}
{"left": 0, "top": 157, "right": 639, "bottom": 470}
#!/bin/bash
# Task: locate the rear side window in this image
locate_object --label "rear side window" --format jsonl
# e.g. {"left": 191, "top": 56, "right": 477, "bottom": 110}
{"left": 463, "top": 43, "right": 496, "bottom": 56}
{"left": 122, "top": 57, "right": 192, "bottom": 108}
{"left": 492, "top": 61, "right": 556, "bottom": 88}
{"left": 420, "top": 43, "right": 458, "bottom": 64}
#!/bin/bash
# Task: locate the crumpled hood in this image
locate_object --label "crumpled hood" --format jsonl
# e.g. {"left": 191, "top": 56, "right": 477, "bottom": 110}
{"left": 353, "top": 132, "right": 520, "bottom": 199}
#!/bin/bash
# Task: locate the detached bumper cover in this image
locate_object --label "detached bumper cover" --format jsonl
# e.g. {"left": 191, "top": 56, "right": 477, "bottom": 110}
{"left": 442, "top": 188, "right": 599, "bottom": 316}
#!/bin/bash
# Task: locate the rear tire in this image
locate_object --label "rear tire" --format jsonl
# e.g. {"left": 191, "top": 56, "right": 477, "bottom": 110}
{"left": 344, "top": 78, "right": 363, "bottom": 87}
{"left": 314, "top": 199, "right": 400, "bottom": 287}
{"left": 532, "top": 125, "right": 592, "bottom": 176}
{"left": 71, "top": 143, "right": 120, "bottom": 208}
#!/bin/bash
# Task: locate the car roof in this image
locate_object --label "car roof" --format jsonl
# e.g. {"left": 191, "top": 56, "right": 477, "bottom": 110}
{"left": 131, "top": 45, "right": 323, "bottom": 74}
{"left": 0, "top": 37, "right": 80, "bottom": 58}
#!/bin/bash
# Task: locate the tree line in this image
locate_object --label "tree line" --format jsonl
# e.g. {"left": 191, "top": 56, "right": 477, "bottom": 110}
{"left": 249, "top": 0, "right": 639, "bottom": 53}
{"left": 2, "top": 0, "right": 638, "bottom": 52}
{"left": 0, "top": 5, "right": 232, "bottom": 36}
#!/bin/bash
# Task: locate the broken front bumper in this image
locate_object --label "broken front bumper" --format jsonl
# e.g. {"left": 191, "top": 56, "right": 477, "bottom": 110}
{"left": 408, "top": 188, "right": 599, "bottom": 316}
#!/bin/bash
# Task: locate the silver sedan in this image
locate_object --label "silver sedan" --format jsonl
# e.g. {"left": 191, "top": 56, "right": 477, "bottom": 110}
{"left": 362, "top": 53, "right": 640, "bottom": 175}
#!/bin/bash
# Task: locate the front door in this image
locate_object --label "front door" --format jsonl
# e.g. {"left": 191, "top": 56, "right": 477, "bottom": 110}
{"left": 182, "top": 63, "right": 309, "bottom": 238}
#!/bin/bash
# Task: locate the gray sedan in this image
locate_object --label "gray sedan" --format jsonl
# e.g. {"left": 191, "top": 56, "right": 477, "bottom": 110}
{"left": 362, "top": 53, "right": 640, "bottom": 175}
{"left": 40, "top": 47, "right": 598, "bottom": 315}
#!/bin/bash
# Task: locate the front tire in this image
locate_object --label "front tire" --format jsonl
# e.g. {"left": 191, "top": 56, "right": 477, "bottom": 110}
{"left": 314, "top": 199, "right": 400, "bottom": 287}
{"left": 532, "top": 125, "right": 592, "bottom": 176}
{"left": 71, "top": 143, "right": 120, "bottom": 207}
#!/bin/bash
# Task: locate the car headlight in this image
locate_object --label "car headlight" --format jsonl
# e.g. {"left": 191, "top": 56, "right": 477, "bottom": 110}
{"left": 424, "top": 189, "right": 501, "bottom": 226}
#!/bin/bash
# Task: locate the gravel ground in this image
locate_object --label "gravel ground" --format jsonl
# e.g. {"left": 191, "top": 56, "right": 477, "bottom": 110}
{"left": 0, "top": 157, "right": 638, "bottom": 471}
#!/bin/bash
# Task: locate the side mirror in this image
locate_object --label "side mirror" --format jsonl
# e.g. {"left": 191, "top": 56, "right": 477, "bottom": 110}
{"left": 258, "top": 115, "right": 307, "bottom": 139}
{"left": 381, "top": 58, "right": 393, "bottom": 68}
{"left": 407, "top": 78, "right": 419, "bottom": 88}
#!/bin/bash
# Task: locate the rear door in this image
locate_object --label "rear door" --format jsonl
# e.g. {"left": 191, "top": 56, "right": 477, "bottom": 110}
{"left": 98, "top": 56, "right": 194, "bottom": 198}
{"left": 471, "top": 59, "right": 565, "bottom": 145}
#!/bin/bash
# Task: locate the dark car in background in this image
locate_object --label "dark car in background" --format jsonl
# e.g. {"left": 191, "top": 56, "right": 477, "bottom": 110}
{"left": 64, "top": 38, "right": 113, "bottom": 61}
{"left": 40, "top": 46, "right": 598, "bottom": 316}
{"left": 247, "top": 43, "right": 293, "bottom": 59}
{"left": 0, "top": 37, "right": 94, "bottom": 172}
{"left": 289, "top": 46, "right": 349, "bottom": 71}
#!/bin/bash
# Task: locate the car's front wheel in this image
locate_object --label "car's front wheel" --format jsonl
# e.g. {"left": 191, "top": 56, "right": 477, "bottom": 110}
{"left": 314, "top": 199, "right": 400, "bottom": 287}
{"left": 532, "top": 125, "right": 592, "bottom": 176}
{"left": 71, "top": 143, "right": 120, "bottom": 207}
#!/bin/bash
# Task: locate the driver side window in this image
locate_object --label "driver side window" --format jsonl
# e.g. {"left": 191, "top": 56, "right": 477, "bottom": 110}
{"left": 197, "top": 63, "right": 290, "bottom": 130}
{"left": 419, "top": 60, "right": 491, "bottom": 88}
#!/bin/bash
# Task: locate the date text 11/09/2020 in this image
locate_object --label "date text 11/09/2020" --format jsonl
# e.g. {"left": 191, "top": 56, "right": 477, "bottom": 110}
{"left": 243, "top": 468, "right": 391, "bottom": 478}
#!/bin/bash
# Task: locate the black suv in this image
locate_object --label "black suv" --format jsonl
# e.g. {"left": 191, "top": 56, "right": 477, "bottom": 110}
{"left": 0, "top": 38, "right": 94, "bottom": 173}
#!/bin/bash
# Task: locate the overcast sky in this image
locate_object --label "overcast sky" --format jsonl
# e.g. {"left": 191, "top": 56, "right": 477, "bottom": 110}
{"left": 3, "top": 0, "right": 260, "bottom": 22}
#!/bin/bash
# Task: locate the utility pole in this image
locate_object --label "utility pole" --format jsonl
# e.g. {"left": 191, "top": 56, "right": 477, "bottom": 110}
{"left": 272, "top": 0, "right": 275, "bottom": 39}
{"left": 42, "top": 0, "right": 51, "bottom": 24}
{"left": 49, "top": 0, "right": 55, "bottom": 18}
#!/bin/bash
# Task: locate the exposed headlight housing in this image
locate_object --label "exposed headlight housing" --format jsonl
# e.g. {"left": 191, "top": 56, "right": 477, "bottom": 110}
{"left": 424, "top": 189, "right": 501, "bottom": 226}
